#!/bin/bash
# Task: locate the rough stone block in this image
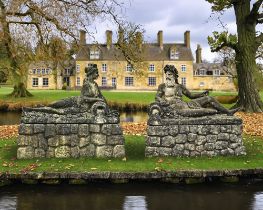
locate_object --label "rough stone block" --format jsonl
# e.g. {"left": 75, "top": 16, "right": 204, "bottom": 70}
{"left": 185, "top": 143, "right": 195, "bottom": 151}
{"left": 183, "top": 150, "right": 190, "bottom": 157}
{"left": 209, "top": 125, "right": 220, "bottom": 135}
{"left": 107, "top": 135, "right": 124, "bottom": 145}
{"left": 45, "top": 124, "right": 56, "bottom": 138}
{"left": 34, "top": 124, "right": 45, "bottom": 134}
{"left": 19, "top": 124, "right": 33, "bottom": 135}
{"left": 221, "top": 125, "right": 232, "bottom": 133}
{"left": 46, "top": 148, "right": 55, "bottom": 158}
{"left": 232, "top": 124, "right": 242, "bottom": 135}
{"left": 70, "top": 135, "right": 79, "bottom": 147}
{"left": 197, "top": 125, "right": 208, "bottom": 134}
{"left": 189, "top": 125, "right": 198, "bottom": 134}
{"left": 145, "top": 147, "right": 159, "bottom": 157}
{"left": 159, "top": 147, "right": 172, "bottom": 156}
{"left": 146, "top": 136, "right": 161, "bottom": 146}
{"left": 188, "top": 133, "right": 197, "bottom": 142}
{"left": 172, "top": 144, "right": 184, "bottom": 156}
{"left": 38, "top": 135, "right": 48, "bottom": 150}
{"left": 102, "top": 124, "right": 122, "bottom": 135}
{"left": 48, "top": 137, "right": 59, "bottom": 147}
{"left": 161, "top": 136, "right": 175, "bottom": 147}
{"left": 196, "top": 145, "right": 204, "bottom": 152}
{"left": 71, "top": 124, "right": 78, "bottom": 134}
{"left": 229, "top": 143, "right": 240, "bottom": 149}
{"left": 196, "top": 136, "right": 206, "bottom": 145}
{"left": 78, "top": 124, "right": 89, "bottom": 137}
{"left": 204, "top": 143, "right": 215, "bottom": 151}
{"left": 218, "top": 133, "right": 229, "bottom": 141}
{"left": 190, "top": 151, "right": 200, "bottom": 157}
{"left": 79, "top": 137, "right": 90, "bottom": 148}
{"left": 175, "top": 134, "right": 187, "bottom": 143}
{"left": 113, "top": 145, "right": 125, "bottom": 158}
{"left": 179, "top": 125, "right": 189, "bottom": 133}
{"left": 96, "top": 146, "right": 113, "bottom": 158}
{"left": 80, "top": 144, "right": 95, "bottom": 157}
{"left": 91, "top": 134, "right": 107, "bottom": 145}
{"left": 235, "top": 146, "right": 246, "bottom": 156}
{"left": 71, "top": 146, "right": 80, "bottom": 158}
{"left": 56, "top": 124, "right": 71, "bottom": 135}
{"left": 35, "top": 148, "right": 45, "bottom": 158}
{"left": 215, "top": 141, "right": 228, "bottom": 150}
{"left": 55, "top": 146, "right": 71, "bottom": 158}
{"left": 59, "top": 135, "right": 71, "bottom": 146}
{"left": 229, "top": 134, "right": 239, "bottom": 143}
{"left": 90, "top": 124, "right": 101, "bottom": 133}
{"left": 17, "top": 147, "right": 34, "bottom": 159}
{"left": 168, "top": 125, "right": 179, "bottom": 136}
{"left": 147, "top": 126, "right": 168, "bottom": 136}
{"left": 207, "top": 135, "right": 217, "bottom": 143}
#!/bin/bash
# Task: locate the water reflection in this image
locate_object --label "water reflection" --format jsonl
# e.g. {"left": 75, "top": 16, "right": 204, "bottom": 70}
{"left": 1, "top": 183, "right": 263, "bottom": 210}
{"left": 0, "top": 111, "right": 148, "bottom": 125}
{"left": 123, "top": 196, "right": 147, "bottom": 210}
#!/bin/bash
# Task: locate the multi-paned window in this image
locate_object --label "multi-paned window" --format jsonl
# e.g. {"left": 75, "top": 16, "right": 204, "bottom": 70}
{"left": 76, "top": 64, "right": 80, "bottom": 73}
{"left": 148, "top": 77, "right": 156, "bottom": 86}
{"left": 181, "top": 77, "right": 186, "bottom": 86}
{"left": 42, "top": 69, "right": 45, "bottom": 74}
{"left": 46, "top": 68, "right": 50, "bottom": 74}
{"left": 102, "top": 77, "right": 107, "bottom": 86}
{"left": 37, "top": 69, "right": 41, "bottom": 74}
{"left": 43, "top": 78, "right": 49, "bottom": 86}
{"left": 32, "top": 78, "right": 39, "bottom": 86}
{"left": 112, "top": 77, "right": 116, "bottom": 87}
{"left": 32, "top": 69, "right": 36, "bottom": 74}
{"left": 181, "top": 65, "right": 186, "bottom": 72}
{"left": 102, "top": 64, "right": 107, "bottom": 72}
{"left": 149, "top": 64, "right": 155, "bottom": 72}
{"left": 90, "top": 50, "right": 100, "bottom": 59}
{"left": 126, "top": 64, "right": 133, "bottom": 72}
{"left": 170, "top": 50, "right": 179, "bottom": 60}
{"left": 76, "top": 77, "right": 80, "bottom": 86}
{"left": 214, "top": 69, "right": 220, "bottom": 76}
{"left": 64, "top": 68, "right": 71, "bottom": 75}
{"left": 125, "top": 77, "right": 134, "bottom": 86}
{"left": 32, "top": 68, "right": 51, "bottom": 75}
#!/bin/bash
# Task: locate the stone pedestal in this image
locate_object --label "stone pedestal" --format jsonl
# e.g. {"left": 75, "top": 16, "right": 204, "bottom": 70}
{"left": 146, "top": 115, "right": 246, "bottom": 157}
{"left": 17, "top": 111, "right": 125, "bottom": 159}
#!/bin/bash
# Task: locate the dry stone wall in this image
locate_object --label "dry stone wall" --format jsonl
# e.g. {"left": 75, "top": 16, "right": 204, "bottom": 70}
{"left": 146, "top": 115, "right": 246, "bottom": 157}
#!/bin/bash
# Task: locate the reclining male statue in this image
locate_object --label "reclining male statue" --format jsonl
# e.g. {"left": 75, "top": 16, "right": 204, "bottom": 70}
{"left": 24, "top": 64, "right": 112, "bottom": 116}
{"left": 149, "top": 65, "right": 239, "bottom": 118}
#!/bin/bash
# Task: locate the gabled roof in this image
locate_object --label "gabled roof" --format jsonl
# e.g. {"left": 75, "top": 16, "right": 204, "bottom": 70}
{"left": 76, "top": 43, "right": 194, "bottom": 61}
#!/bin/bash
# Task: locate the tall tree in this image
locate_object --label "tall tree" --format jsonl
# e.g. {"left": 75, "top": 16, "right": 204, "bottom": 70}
{"left": 0, "top": 0, "right": 124, "bottom": 97}
{"left": 207, "top": 0, "right": 263, "bottom": 112}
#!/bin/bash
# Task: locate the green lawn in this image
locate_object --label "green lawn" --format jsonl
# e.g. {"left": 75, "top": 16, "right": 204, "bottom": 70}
{"left": 0, "top": 135, "right": 263, "bottom": 173}
{"left": 0, "top": 86, "right": 239, "bottom": 105}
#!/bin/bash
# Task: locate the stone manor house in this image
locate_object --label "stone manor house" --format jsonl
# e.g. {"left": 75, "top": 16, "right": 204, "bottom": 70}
{"left": 27, "top": 30, "right": 236, "bottom": 91}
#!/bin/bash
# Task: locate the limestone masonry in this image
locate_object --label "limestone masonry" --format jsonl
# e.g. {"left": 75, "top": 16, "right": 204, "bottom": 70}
{"left": 146, "top": 115, "right": 246, "bottom": 157}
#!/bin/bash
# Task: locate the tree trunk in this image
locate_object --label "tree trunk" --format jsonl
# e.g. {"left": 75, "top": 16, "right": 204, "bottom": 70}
{"left": 0, "top": 1, "right": 32, "bottom": 98}
{"left": 9, "top": 82, "right": 33, "bottom": 97}
{"left": 233, "top": 1, "right": 263, "bottom": 112}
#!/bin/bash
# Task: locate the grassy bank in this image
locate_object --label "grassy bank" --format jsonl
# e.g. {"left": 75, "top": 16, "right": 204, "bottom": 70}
{"left": 0, "top": 87, "right": 241, "bottom": 111}
{"left": 0, "top": 135, "right": 262, "bottom": 173}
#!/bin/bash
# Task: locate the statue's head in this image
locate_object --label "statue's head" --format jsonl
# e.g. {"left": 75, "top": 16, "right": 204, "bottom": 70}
{"left": 85, "top": 64, "right": 99, "bottom": 80}
{"left": 164, "top": 65, "right": 178, "bottom": 78}
{"left": 164, "top": 65, "right": 179, "bottom": 86}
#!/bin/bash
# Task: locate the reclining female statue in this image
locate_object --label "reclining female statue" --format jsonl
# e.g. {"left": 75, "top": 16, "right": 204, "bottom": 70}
{"left": 24, "top": 64, "right": 108, "bottom": 115}
{"left": 150, "top": 65, "right": 239, "bottom": 117}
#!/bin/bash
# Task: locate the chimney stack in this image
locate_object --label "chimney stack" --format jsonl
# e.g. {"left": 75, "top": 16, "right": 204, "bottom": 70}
{"left": 79, "top": 30, "right": 86, "bottom": 45}
{"left": 135, "top": 32, "right": 143, "bottom": 50}
{"left": 106, "top": 30, "right": 112, "bottom": 50}
{"left": 157, "top": 30, "right": 163, "bottom": 50}
{"left": 196, "top": 44, "right": 202, "bottom": 64}
{"left": 117, "top": 27, "right": 124, "bottom": 45}
{"left": 184, "top": 31, "right": 190, "bottom": 48}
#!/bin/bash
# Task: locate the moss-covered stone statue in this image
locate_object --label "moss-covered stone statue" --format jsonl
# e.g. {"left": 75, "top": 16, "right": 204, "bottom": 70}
{"left": 149, "top": 65, "right": 240, "bottom": 118}
{"left": 18, "top": 64, "right": 125, "bottom": 159}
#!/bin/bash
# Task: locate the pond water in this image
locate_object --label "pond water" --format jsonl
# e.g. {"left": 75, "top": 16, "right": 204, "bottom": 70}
{"left": 0, "top": 111, "right": 148, "bottom": 125}
{"left": 0, "top": 182, "right": 263, "bottom": 210}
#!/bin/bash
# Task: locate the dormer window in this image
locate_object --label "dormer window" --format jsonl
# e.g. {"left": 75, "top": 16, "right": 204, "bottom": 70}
{"left": 170, "top": 48, "right": 179, "bottom": 60}
{"left": 126, "top": 64, "right": 133, "bottom": 72}
{"left": 90, "top": 50, "right": 100, "bottom": 59}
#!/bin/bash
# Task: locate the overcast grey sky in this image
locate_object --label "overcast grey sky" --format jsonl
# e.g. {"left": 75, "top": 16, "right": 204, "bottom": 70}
{"left": 90, "top": 0, "right": 261, "bottom": 62}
